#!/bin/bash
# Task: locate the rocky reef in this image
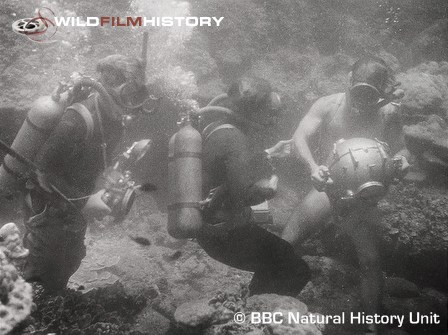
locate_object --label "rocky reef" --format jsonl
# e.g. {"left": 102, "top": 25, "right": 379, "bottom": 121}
{"left": 0, "top": 223, "right": 32, "bottom": 335}
{"left": 302, "top": 180, "right": 448, "bottom": 291}
{"left": 379, "top": 182, "right": 448, "bottom": 290}
{"left": 15, "top": 282, "right": 147, "bottom": 335}
{"left": 403, "top": 115, "right": 448, "bottom": 174}
{"left": 398, "top": 62, "right": 448, "bottom": 119}
{"left": 173, "top": 290, "right": 324, "bottom": 335}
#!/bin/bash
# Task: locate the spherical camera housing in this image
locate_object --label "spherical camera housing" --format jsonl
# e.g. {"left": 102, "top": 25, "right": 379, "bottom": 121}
{"left": 325, "top": 138, "right": 397, "bottom": 203}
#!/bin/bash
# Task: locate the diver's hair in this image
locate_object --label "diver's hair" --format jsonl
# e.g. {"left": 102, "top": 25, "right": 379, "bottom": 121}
{"left": 96, "top": 54, "right": 144, "bottom": 87}
{"left": 351, "top": 56, "right": 394, "bottom": 93}
{"left": 227, "top": 77, "right": 272, "bottom": 115}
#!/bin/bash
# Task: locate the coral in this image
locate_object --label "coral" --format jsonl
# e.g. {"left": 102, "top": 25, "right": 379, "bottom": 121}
{"left": 0, "top": 223, "right": 33, "bottom": 335}
{"left": 0, "top": 223, "right": 29, "bottom": 262}
{"left": 174, "top": 290, "right": 245, "bottom": 330}
{"left": 0, "top": 264, "right": 33, "bottom": 335}
{"left": 22, "top": 282, "right": 147, "bottom": 334}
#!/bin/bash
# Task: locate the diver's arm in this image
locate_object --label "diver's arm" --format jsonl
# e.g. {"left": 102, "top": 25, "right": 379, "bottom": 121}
{"left": 34, "top": 110, "right": 88, "bottom": 202}
{"left": 383, "top": 104, "right": 410, "bottom": 176}
{"left": 36, "top": 112, "right": 112, "bottom": 218}
{"left": 293, "top": 99, "right": 327, "bottom": 172}
{"left": 293, "top": 98, "right": 335, "bottom": 191}
{"left": 221, "top": 130, "right": 275, "bottom": 207}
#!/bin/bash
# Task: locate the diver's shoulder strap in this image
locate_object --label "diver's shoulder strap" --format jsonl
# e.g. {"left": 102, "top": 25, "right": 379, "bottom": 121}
{"left": 65, "top": 102, "right": 95, "bottom": 142}
{"left": 202, "top": 122, "right": 236, "bottom": 143}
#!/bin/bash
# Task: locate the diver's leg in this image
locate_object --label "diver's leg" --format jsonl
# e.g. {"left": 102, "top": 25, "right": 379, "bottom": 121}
{"left": 60, "top": 228, "right": 87, "bottom": 288}
{"left": 247, "top": 225, "right": 311, "bottom": 296}
{"left": 23, "top": 214, "right": 87, "bottom": 293}
{"left": 198, "top": 223, "right": 310, "bottom": 296}
{"left": 282, "top": 188, "right": 332, "bottom": 248}
{"left": 343, "top": 206, "right": 383, "bottom": 334}
{"left": 23, "top": 224, "right": 68, "bottom": 292}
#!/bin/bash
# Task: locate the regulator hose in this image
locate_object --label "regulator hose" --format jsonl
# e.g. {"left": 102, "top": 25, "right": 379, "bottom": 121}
{"left": 72, "top": 77, "right": 120, "bottom": 120}
{"left": 196, "top": 105, "right": 264, "bottom": 131}
{"left": 206, "top": 93, "right": 228, "bottom": 107}
{"left": 197, "top": 105, "right": 234, "bottom": 117}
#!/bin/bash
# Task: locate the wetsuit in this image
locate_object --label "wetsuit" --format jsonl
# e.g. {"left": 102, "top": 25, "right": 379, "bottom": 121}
{"left": 23, "top": 94, "right": 123, "bottom": 292}
{"left": 197, "top": 121, "right": 310, "bottom": 297}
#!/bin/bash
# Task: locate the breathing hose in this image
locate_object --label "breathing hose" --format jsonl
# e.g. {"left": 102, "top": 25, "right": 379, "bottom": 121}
{"left": 72, "top": 77, "right": 120, "bottom": 120}
{"left": 206, "top": 93, "right": 228, "bottom": 107}
{"left": 196, "top": 105, "right": 264, "bottom": 131}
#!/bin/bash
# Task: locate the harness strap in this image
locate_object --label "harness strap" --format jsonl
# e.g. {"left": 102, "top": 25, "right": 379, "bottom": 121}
{"left": 65, "top": 103, "right": 94, "bottom": 142}
{"left": 93, "top": 94, "right": 108, "bottom": 170}
{"left": 65, "top": 95, "right": 108, "bottom": 170}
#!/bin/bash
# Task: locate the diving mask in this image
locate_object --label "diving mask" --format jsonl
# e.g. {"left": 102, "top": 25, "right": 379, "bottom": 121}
{"left": 113, "top": 82, "right": 162, "bottom": 114}
{"left": 350, "top": 82, "right": 404, "bottom": 109}
{"left": 349, "top": 83, "right": 383, "bottom": 108}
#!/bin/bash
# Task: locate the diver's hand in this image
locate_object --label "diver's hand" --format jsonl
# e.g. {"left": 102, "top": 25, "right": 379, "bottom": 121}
{"left": 311, "top": 165, "right": 333, "bottom": 192}
{"left": 254, "top": 174, "right": 279, "bottom": 193}
{"left": 268, "top": 174, "right": 279, "bottom": 190}
{"left": 393, "top": 154, "right": 410, "bottom": 179}
{"left": 82, "top": 189, "right": 111, "bottom": 221}
{"left": 265, "top": 139, "right": 293, "bottom": 159}
{"left": 200, "top": 185, "right": 227, "bottom": 211}
{"left": 391, "top": 88, "right": 405, "bottom": 100}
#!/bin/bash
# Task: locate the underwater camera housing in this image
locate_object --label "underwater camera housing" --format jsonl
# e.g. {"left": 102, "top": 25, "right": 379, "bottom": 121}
{"left": 325, "top": 138, "right": 402, "bottom": 204}
{"left": 101, "top": 139, "right": 151, "bottom": 220}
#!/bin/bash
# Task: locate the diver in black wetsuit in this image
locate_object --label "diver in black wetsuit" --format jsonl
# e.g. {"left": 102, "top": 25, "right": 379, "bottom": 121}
{"left": 22, "top": 55, "right": 147, "bottom": 293}
{"left": 198, "top": 77, "right": 311, "bottom": 297}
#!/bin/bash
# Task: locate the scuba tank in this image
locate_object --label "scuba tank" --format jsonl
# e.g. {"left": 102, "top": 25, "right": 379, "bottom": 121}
{"left": 0, "top": 83, "right": 73, "bottom": 194}
{"left": 0, "top": 32, "right": 151, "bottom": 197}
{"left": 167, "top": 86, "right": 282, "bottom": 238}
{"left": 0, "top": 77, "right": 116, "bottom": 195}
{"left": 168, "top": 94, "right": 264, "bottom": 239}
{"left": 168, "top": 115, "right": 203, "bottom": 238}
